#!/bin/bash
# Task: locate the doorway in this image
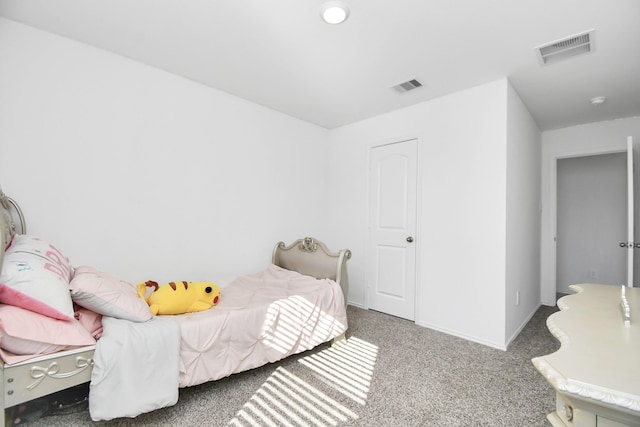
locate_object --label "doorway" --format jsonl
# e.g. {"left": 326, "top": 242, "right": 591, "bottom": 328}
{"left": 367, "top": 139, "right": 418, "bottom": 320}
{"left": 556, "top": 153, "right": 627, "bottom": 294}
{"left": 542, "top": 136, "right": 637, "bottom": 304}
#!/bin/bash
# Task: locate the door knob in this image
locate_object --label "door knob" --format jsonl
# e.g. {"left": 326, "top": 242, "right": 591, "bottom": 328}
{"left": 406, "top": 236, "right": 414, "bottom": 243}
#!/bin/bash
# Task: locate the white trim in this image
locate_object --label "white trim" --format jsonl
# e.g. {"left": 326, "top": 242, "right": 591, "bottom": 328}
{"left": 541, "top": 144, "right": 626, "bottom": 305}
{"left": 415, "top": 320, "right": 508, "bottom": 351}
{"left": 505, "top": 303, "right": 540, "bottom": 349}
{"left": 414, "top": 139, "right": 423, "bottom": 324}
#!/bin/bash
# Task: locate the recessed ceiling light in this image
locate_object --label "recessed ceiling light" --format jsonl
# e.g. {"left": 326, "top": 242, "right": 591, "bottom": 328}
{"left": 590, "top": 96, "right": 606, "bottom": 106}
{"left": 320, "top": 1, "right": 350, "bottom": 25}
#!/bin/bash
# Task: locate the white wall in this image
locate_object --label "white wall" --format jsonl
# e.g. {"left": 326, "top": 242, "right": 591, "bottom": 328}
{"left": 328, "top": 79, "right": 515, "bottom": 348}
{"left": 540, "top": 116, "right": 640, "bottom": 304}
{"left": 0, "top": 18, "right": 552, "bottom": 349}
{"left": 505, "top": 84, "right": 542, "bottom": 344}
{"left": 0, "top": 19, "right": 330, "bottom": 284}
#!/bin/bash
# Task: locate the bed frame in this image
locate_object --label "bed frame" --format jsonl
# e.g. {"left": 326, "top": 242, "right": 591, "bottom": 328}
{"left": 0, "top": 192, "right": 351, "bottom": 424}
{"left": 272, "top": 236, "right": 351, "bottom": 305}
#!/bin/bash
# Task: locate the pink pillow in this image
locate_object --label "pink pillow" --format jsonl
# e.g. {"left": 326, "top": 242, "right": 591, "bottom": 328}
{"left": 70, "top": 266, "right": 152, "bottom": 322}
{"left": 0, "top": 304, "right": 96, "bottom": 358}
{"left": 0, "top": 235, "right": 74, "bottom": 320}
{"left": 74, "top": 305, "right": 104, "bottom": 339}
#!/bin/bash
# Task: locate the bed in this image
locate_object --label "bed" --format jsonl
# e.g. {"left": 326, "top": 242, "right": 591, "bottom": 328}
{"left": 0, "top": 190, "right": 350, "bottom": 423}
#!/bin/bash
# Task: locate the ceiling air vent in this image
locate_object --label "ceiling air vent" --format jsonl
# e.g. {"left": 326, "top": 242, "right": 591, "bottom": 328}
{"left": 392, "top": 79, "right": 423, "bottom": 93}
{"left": 536, "top": 29, "right": 595, "bottom": 65}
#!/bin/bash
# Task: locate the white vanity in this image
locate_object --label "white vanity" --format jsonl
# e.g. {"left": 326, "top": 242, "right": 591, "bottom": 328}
{"left": 533, "top": 284, "right": 640, "bottom": 427}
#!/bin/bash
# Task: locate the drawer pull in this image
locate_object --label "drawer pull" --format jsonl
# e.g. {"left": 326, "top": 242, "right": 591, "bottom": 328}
{"left": 27, "top": 356, "right": 93, "bottom": 390}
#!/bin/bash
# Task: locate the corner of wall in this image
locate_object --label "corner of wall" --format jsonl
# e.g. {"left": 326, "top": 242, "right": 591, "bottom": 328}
{"left": 505, "top": 83, "right": 543, "bottom": 342}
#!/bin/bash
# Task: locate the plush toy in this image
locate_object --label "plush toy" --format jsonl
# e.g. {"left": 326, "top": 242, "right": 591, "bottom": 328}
{"left": 137, "top": 280, "right": 220, "bottom": 315}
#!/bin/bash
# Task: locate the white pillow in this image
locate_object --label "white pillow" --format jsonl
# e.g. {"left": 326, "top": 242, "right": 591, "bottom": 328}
{"left": 0, "top": 235, "right": 74, "bottom": 320}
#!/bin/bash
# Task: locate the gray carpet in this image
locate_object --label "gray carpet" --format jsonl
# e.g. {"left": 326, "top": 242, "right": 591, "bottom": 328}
{"left": 18, "top": 304, "right": 559, "bottom": 426}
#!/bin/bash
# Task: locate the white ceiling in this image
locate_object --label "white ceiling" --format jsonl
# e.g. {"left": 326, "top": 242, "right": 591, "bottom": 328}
{"left": 1, "top": 0, "right": 639, "bottom": 130}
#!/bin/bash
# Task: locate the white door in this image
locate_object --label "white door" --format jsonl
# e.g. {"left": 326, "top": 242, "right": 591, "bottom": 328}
{"left": 368, "top": 139, "right": 417, "bottom": 320}
{"left": 626, "top": 136, "right": 634, "bottom": 287}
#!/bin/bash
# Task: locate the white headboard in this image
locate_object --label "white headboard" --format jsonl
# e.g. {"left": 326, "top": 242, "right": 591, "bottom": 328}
{"left": 0, "top": 189, "right": 25, "bottom": 272}
{"left": 272, "top": 237, "right": 351, "bottom": 303}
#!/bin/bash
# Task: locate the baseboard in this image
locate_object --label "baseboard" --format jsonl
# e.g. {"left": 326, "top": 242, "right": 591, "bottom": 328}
{"left": 357, "top": 304, "right": 540, "bottom": 351}
{"left": 505, "top": 303, "right": 541, "bottom": 349}
{"left": 414, "top": 320, "right": 508, "bottom": 351}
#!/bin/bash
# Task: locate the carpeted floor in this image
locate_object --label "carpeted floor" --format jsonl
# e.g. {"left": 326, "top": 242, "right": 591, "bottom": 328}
{"left": 17, "top": 304, "right": 559, "bottom": 426}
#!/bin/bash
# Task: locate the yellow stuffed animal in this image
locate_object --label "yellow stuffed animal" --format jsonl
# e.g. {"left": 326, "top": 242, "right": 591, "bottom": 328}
{"left": 137, "top": 280, "right": 220, "bottom": 315}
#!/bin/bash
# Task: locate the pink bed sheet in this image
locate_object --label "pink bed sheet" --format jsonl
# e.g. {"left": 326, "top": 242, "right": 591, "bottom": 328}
{"left": 174, "top": 264, "right": 347, "bottom": 387}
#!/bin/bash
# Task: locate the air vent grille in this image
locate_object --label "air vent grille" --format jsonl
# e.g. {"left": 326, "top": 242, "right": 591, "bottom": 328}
{"left": 393, "top": 79, "right": 423, "bottom": 93}
{"left": 536, "top": 29, "right": 595, "bottom": 65}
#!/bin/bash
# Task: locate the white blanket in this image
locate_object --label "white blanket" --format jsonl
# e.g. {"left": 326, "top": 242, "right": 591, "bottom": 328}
{"left": 89, "top": 316, "right": 181, "bottom": 421}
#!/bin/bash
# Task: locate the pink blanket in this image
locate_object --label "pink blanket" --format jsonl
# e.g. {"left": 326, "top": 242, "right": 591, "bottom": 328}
{"left": 175, "top": 264, "right": 347, "bottom": 387}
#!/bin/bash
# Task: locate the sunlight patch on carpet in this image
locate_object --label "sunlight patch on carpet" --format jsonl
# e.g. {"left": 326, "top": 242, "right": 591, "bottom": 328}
{"left": 298, "top": 337, "right": 377, "bottom": 406}
{"left": 228, "top": 337, "right": 378, "bottom": 426}
{"left": 228, "top": 366, "right": 359, "bottom": 426}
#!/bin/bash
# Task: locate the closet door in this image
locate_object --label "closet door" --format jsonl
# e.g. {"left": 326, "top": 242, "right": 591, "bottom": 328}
{"left": 367, "top": 139, "right": 417, "bottom": 320}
